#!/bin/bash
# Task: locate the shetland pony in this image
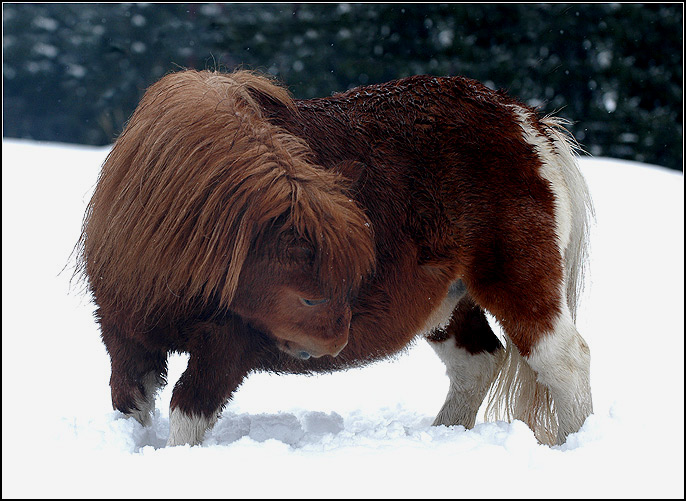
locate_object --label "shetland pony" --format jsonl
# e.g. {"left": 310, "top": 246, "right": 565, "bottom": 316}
{"left": 76, "top": 69, "right": 594, "bottom": 447}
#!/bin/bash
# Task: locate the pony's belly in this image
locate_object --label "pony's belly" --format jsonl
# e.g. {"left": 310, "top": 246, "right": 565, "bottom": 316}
{"left": 415, "top": 279, "right": 466, "bottom": 336}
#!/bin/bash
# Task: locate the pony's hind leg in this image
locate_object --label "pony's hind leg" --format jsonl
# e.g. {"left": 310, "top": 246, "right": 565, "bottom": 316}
{"left": 463, "top": 219, "right": 592, "bottom": 444}
{"left": 426, "top": 295, "right": 504, "bottom": 429}
{"left": 98, "top": 312, "right": 168, "bottom": 427}
{"left": 525, "top": 305, "right": 592, "bottom": 444}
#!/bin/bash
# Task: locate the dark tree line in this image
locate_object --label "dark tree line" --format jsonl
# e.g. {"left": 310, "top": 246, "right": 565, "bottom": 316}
{"left": 3, "top": 3, "right": 683, "bottom": 170}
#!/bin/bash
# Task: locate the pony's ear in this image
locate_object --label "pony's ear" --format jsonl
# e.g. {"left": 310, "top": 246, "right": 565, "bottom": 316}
{"left": 334, "top": 160, "right": 367, "bottom": 192}
{"left": 224, "top": 70, "right": 296, "bottom": 117}
{"left": 248, "top": 86, "right": 292, "bottom": 114}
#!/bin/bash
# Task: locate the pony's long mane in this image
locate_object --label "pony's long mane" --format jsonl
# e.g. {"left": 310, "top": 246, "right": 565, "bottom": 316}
{"left": 75, "top": 69, "right": 375, "bottom": 324}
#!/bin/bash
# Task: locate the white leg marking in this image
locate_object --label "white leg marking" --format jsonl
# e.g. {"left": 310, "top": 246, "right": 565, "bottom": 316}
{"left": 167, "top": 408, "right": 217, "bottom": 447}
{"left": 128, "top": 371, "right": 161, "bottom": 427}
{"left": 429, "top": 339, "right": 502, "bottom": 428}
{"left": 526, "top": 308, "right": 592, "bottom": 444}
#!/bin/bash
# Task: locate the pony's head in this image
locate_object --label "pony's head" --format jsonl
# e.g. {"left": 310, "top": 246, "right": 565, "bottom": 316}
{"left": 77, "top": 69, "right": 375, "bottom": 356}
{"left": 231, "top": 244, "right": 354, "bottom": 359}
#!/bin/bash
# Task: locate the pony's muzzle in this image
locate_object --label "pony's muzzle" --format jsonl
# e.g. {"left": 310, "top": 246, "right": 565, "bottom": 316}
{"left": 301, "top": 335, "right": 348, "bottom": 358}
{"left": 277, "top": 332, "right": 348, "bottom": 359}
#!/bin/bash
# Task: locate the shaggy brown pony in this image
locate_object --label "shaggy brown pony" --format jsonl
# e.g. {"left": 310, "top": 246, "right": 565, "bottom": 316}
{"left": 76, "top": 69, "right": 594, "bottom": 447}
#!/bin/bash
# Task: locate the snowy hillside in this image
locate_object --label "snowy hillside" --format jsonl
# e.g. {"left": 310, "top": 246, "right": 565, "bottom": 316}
{"left": 2, "top": 139, "right": 683, "bottom": 498}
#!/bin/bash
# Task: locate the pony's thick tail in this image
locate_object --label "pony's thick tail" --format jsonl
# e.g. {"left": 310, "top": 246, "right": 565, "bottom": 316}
{"left": 544, "top": 116, "right": 595, "bottom": 323}
{"left": 483, "top": 116, "right": 594, "bottom": 445}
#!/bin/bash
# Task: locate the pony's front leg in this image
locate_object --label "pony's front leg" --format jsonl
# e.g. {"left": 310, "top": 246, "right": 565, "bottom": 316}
{"left": 99, "top": 312, "right": 168, "bottom": 427}
{"left": 167, "top": 320, "right": 260, "bottom": 447}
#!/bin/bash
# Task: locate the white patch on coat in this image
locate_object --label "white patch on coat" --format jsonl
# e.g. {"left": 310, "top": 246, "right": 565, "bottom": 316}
{"left": 512, "top": 106, "right": 573, "bottom": 256}
{"left": 429, "top": 338, "right": 502, "bottom": 429}
{"left": 167, "top": 408, "right": 217, "bottom": 447}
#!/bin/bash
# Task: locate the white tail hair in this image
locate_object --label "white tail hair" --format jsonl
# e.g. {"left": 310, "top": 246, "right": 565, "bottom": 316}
{"left": 543, "top": 116, "right": 595, "bottom": 322}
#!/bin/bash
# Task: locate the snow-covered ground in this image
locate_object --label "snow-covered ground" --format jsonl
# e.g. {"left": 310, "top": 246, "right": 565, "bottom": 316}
{"left": 2, "top": 139, "right": 683, "bottom": 498}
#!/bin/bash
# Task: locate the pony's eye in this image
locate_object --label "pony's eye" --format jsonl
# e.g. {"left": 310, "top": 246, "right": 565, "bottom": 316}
{"left": 300, "top": 297, "right": 329, "bottom": 307}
